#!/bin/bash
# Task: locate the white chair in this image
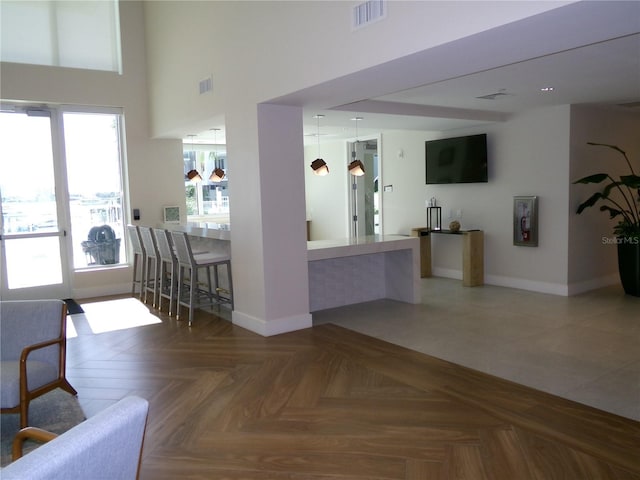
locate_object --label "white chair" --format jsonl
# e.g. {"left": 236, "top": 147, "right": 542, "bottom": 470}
{"left": 152, "top": 228, "right": 178, "bottom": 316}
{"left": 170, "top": 231, "right": 233, "bottom": 326}
{"left": 1, "top": 300, "right": 77, "bottom": 429}
{"left": 1, "top": 396, "right": 149, "bottom": 480}
{"left": 126, "top": 225, "right": 146, "bottom": 300}
{"left": 138, "top": 226, "right": 160, "bottom": 308}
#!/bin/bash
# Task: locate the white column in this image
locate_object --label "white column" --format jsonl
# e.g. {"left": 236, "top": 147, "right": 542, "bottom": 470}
{"left": 228, "top": 103, "right": 311, "bottom": 336}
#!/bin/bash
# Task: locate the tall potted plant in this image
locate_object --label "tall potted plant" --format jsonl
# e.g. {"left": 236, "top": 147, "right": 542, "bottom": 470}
{"left": 573, "top": 142, "right": 640, "bottom": 296}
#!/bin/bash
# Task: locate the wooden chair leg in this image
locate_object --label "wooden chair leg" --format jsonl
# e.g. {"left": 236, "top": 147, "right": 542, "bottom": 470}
{"left": 60, "top": 379, "right": 78, "bottom": 396}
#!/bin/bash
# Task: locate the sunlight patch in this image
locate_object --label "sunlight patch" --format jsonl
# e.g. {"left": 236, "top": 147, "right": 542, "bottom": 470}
{"left": 82, "top": 298, "right": 161, "bottom": 333}
{"left": 66, "top": 318, "right": 78, "bottom": 338}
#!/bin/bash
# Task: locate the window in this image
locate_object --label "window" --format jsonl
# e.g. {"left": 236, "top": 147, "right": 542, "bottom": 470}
{"left": 184, "top": 145, "right": 229, "bottom": 222}
{"left": 64, "top": 110, "right": 126, "bottom": 269}
{"left": 0, "top": 0, "right": 122, "bottom": 72}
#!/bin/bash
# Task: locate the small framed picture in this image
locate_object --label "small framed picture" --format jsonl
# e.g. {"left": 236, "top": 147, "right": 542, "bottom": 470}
{"left": 513, "top": 196, "right": 538, "bottom": 246}
{"left": 163, "top": 206, "right": 180, "bottom": 224}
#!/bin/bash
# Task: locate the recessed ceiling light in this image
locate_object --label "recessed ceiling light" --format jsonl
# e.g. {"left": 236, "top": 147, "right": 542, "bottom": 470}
{"left": 540, "top": 87, "right": 555, "bottom": 92}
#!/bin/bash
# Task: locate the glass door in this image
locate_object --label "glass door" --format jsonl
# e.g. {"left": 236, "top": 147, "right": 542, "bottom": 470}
{"left": 0, "top": 108, "right": 71, "bottom": 299}
{"left": 0, "top": 106, "right": 126, "bottom": 300}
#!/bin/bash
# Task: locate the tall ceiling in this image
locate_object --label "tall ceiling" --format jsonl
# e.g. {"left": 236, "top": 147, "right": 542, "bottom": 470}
{"left": 192, "top": 1, "right": 640, "bottom": 146}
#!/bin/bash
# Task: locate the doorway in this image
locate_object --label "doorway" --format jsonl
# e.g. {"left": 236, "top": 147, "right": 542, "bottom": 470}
{"left": 0, "top": 105, "right": 126, "bottom": 300}
{"left": 347, "top": 136, "right": 381, "bottom": 238}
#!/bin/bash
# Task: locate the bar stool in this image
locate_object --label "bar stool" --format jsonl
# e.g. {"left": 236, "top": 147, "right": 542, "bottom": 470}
{"left": 138, "top": 226, "right": 160, "bottom": 308}
{"left": 126, "top": 225, "right": 146, "bottom": 300}
{"left": 153, "top": 228, "right": 178, "bottom": 316}
{"left": 170, "top": 231, "right": 233, "bottom": 326}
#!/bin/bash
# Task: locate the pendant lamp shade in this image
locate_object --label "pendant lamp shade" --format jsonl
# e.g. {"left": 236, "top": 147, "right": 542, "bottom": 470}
{"left": 311, "top": 158, "right": 329, "bottom": 176}
{"left": 348, "top": 159, "right": 365, "bottom": 176}
{"left": 187, "top": 169, "right": 202, "bottom": 182}
{"left": 209, "top": 167, "right": 225, "bottom": 182}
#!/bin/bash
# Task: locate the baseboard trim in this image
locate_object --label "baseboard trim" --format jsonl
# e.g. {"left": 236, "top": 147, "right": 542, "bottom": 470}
{"left": 433, "top": 268, "right": 569, "bottom": 296}
{"left": 567, "top": 274, "right": 620, "bottom": 296}
{"left": 72, "top": 283, "right": 130, "bottom": 300}
{"left": 431, "top": 267, "right": 462, "bottom": 281}
{"left": 485, "top": 275, "right": 569, "bottom": 296}
{"left": 232, "top": 310, "right": 313, "bottom": 337}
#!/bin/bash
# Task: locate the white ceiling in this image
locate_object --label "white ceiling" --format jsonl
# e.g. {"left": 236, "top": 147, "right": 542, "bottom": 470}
{"left": 191, "top": 2, "right": 640, "bottom": 146}
{"left": 302, "top": 33, "right": 640, "bottom": 143}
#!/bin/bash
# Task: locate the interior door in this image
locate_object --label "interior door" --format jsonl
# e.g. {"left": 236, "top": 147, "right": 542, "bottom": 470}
{"left": 0, "top": 108, "right": 71, "bottom": 300}
{"left": 347, "top": 137, "right": 381, "bottom": 238}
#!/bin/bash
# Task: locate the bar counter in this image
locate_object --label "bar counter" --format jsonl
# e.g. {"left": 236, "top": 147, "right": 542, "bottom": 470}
{"left": 307, "top": 235, "right": 420, "bottom": 311}
{"left": 160, "top": 225, "right": 420, "bottom": 313}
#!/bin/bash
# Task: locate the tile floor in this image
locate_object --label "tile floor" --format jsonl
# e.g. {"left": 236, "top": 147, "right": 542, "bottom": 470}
{"left": 312, "top": 277, "right": 640, "bottom": 421}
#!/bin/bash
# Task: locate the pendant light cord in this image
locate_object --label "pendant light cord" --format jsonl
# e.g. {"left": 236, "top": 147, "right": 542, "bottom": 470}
{"left": 317, "top": 115, "right": 321, "bottom": 158}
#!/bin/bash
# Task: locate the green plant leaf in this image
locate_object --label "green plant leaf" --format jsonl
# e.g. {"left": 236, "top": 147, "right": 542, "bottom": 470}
{"left": 601, "top": 181, "right": 623, "bottom": 198}
{"left": 575, "top": 143, "right": 639, "bottom": 232}
{"left": 620, "top": 174, "right": 640, "bottom": 188}
{"left": 573, "top": 173, "right": 608, "bottom": 184}
{"left": 599, "top": 205, "right": 624, "bottom": 219}
{"left": 576, "top": 192, "right": 603, "bottom": 214}
{"left": 586, "top": 142, "right": 627, "bottom": 157}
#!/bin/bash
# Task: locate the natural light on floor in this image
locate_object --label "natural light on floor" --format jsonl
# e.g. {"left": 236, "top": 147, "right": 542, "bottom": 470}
{"left": 70, "top": 298, "right": 161, "bottom": 334}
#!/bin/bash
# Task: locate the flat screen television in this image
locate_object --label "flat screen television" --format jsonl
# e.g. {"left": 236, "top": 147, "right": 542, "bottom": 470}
{"left": 425, "top": 133, "right": 488, "bottom": 184}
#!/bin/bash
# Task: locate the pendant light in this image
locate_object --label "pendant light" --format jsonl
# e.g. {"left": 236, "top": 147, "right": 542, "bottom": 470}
{"left": 187, "top": 169, "right": 202, "bottom": 182}
{"left": 348, "top": 117, "right": 365, "bottom": 176}
{"left": 209, "top": 128, "right": 226, "bottom": 182}
{"left": 310, "top": 114, "right": 329, "bottom": 176}
{"left": 186, "top": 135, "right": 202, "bottom": 182}
{"left": 210, "top": 168, "right": 225, "bottom": 182}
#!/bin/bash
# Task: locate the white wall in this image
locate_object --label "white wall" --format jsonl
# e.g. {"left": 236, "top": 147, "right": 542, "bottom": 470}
{"left": 144, "top": 1, "right": 566, "bottom": 139}
{"left": 0, "top": 1, "right": 185, "bottom": 298}
{"left": 304, "top": 141, "right": 350, "bottom": 241}
{"left": 306, "top": 106, "right": 576, "bottom": 294}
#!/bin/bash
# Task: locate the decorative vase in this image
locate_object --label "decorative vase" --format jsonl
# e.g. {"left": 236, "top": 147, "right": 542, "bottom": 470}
{"left": 449, "top": 220, "right": 460, "bottom": 233}
{"left": 617, "top": 239, "right": 640, "bottom": 297}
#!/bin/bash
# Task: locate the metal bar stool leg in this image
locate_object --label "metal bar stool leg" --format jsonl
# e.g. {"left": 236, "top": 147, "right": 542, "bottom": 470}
{"left": 176, "top": 264, "right": 184, "bottom": 321}
{"left": 189, "top": 265, "right": 197, "bottom": 327}
{"left": 168, "top": 260, "right": 177, "bottom": 317}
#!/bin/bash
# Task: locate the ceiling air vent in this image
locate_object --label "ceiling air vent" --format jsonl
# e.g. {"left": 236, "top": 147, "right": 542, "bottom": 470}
{"left": 476, "top": 91, "right": 511, "bottom": 100}
{"left": 353, "top": 0, "right": 386, "bottom": 30}
{"left": 199, "top": 76, "right": 212, "bottom": 95}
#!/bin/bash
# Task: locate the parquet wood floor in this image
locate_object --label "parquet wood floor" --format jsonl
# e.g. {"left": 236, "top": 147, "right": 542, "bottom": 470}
{"left": 66, "top": 297, "right": 640, "bottom": 479}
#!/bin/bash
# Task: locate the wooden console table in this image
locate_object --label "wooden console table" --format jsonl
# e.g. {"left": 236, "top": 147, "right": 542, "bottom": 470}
{"left": 410, "top": 228, "right": 484, "bottom": 286}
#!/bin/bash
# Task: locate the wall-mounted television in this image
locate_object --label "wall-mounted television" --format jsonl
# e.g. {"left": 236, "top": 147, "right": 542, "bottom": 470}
{"left": 425, "top": 133, "right": 488, "bottom": 184}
